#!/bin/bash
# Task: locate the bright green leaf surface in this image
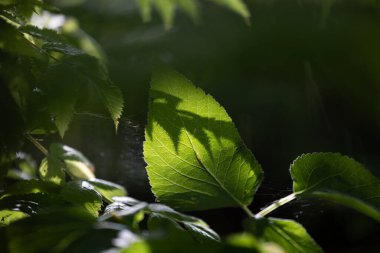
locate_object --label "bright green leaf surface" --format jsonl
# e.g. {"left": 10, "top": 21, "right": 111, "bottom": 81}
{"left": 144, "top": 67, "right": 263, "bottom": 211}
{"left": 290, "top": 153, "right": 380, "bottom": 221}
{"left": 50, "top": 143, "right": 95, "bottom": 180}
{"left": 245, "top": 217, "right": 323, "bottom": 253}
{"left": 0, "top": 210, "right": 28, "bottom": 226}
{"left": 99, "top": 83, "right": 124, "bottom": 131}
{"left": 39, "top": 156, "right": 65, "bottom": 185}
{"left": 153, "top": 0, "right": 175, "bottom": 29}
{"left": 87, "top": 178, "right": 127, "bottom": 203}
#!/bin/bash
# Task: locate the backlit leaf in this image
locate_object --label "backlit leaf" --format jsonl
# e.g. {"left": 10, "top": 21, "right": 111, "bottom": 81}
{"left": 245, "top": 217, "right": 323, "bottom": 253}
{"left": 290, "top": 153, "right": 380, "bottom": 222}
{"left": 87, "top": 178, "right": 127, "bottom": 203}
{"left": 144, "top": 66, "right": 263, "bottom": 211}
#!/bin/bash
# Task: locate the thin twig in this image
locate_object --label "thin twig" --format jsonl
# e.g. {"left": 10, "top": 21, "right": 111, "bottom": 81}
{"left": 25, "top": 134, "right": 48, "bottom": 156}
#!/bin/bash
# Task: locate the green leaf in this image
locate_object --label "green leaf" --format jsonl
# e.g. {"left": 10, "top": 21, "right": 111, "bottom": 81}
{"left": 176, "top": 0, "right": 200, "bottom": 23}
{"left": 136, "top": 0, "right": 153, "bottom": 22}
{"left": 144, "top": 67, "right": 263, "bottom": 211}
{"left": 208, "top": 0, "right": 250, "bottom": 24}
{"left": 147, "top": 203, "right": 220, "bottom": 242}
{"left": 39, "top": 156, "right": 65, "bottom": 186}
{"left": 60, "top": 181, "right": 102, "bottom": 217}
{"left": 87, "top": 178, "right": 127, "bottom": 203}
{"left": 98, "top": 83, "right": 124, "bottom": 131}
{"left": 245, "top": 217, "right": 323, "bottom": 253}
{"left": 49, "top": 143, "right": 95, "bottom": 180}
{"left": 0, "top": 210, "right": 28, "bottom": 226}
{"left": 290, "top": 153, "right": 380, "bottom": 222}
{"left": 227, "top": 233, "right": 285, "bottom": 253}
{"left": 104, "top": 199, "right": 219, "bottom": 242}
{"left": 153, "top": 0, "right": 176, "bottom": 29}
{"left": 4, "top": 179, "right": 60, "bottom": 195}
{"left": 6, "top": 209, "right": 95, "bottom": 253}
{"left": 43, "top": 61, "right": 80, "bottom": 137}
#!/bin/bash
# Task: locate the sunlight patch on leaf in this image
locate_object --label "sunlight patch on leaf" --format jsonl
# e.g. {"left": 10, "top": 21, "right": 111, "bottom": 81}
{"left": 144, "top": 66, "right": 263, "bottom": 211}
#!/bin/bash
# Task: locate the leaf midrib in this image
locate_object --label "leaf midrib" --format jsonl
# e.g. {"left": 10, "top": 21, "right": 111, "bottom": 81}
{"left": 178, "top": 112, "right": 247, "bottom": 209}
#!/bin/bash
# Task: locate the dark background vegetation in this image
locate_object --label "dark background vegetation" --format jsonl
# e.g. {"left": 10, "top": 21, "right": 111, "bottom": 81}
{"left": 36, "top": 0, "right": 380, "bottom": 252}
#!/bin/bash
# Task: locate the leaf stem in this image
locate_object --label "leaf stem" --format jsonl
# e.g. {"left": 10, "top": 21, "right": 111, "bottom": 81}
{"left": 241, "top": 205, "right": 254, "bottom": 218}
{"left": 25, "top": 134, "right": 48, "bottom": 156}
{"left": 255, "top": 193, "right": 297, "bottom": 218}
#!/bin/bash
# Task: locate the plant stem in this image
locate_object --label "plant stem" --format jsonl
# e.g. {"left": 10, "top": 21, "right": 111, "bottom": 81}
{"left": 241, "top": 205, "right": 254, "bottom": 218}
{"left": 255, "top": 193, "right": 297, "bottom": 218}
{"left": 25, "top": 134, "right": 48, "bottom": 156}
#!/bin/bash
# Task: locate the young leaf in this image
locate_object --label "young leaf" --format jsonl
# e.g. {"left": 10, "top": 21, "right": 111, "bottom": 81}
{"left": 153, "top": 0, "right": 176, "bottom": 29}
{"left": 144, "top": 67, "right": 263, "bottom": 211}
{"left": 49, "top": 143, "right": 95, "bottom": 180}
{"left": 245, "top": 217, "right": 323, "bottom": 253}
{"left": 136, "top": 0, "right": 153, "bottom": 23}
{"left": 87, "top": 178, "right": 127, "bottom": 203}
{"left": 0, "top": 210, "right": 28, "bottom": 226}
{"left": 39, "top": 157, "right": 65, "bottom": 186}
{"left": 98, "top": 82, "right": 124, "bottom": 131}
{"left": 290, "top": 153, "right": 380, "bottom": 221}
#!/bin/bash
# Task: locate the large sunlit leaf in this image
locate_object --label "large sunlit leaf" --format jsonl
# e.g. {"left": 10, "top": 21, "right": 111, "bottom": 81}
{"left": 144, "top": 67, "right": 263, "bottom": 211}
{"left": 245, "top": 217, "right": 322, "bottom": 253}
{"left": 290, "top": 153, "right": 380, "bottom": 222}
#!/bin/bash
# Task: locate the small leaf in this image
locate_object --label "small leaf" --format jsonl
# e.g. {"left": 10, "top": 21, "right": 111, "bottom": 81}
{"left": 0, "top": 210, "right": 28, "bottom": 226}
{"left": 176, "top": 0, "right": 200, "bottom": 23}
{"left": 144, "top": 66, "right": 263, "bottom": 211}
{"left": 290, "top": 153, "right": 380, "bottom": 221}
{"left": 87, "top": 178, "right": 127, "bottom": 203}
{"left": 60, "top": 181, "right": 102, "bottom": 217}
{"left": 98, "top": 83, "right": 124, "bottom": 131}
{"left": 208, "top": 0, "right": 250, "bottom": 24}
{"left": 136, "top": 0, "right": 153, "bottom": 22}
{"left": 39, "top": 156, "right": 65, "bottom": 186}
{"left": 153, "top": 0, "right": 176, "bottom": 29}
{"left": 245, "top": 217, "right": 323, "bottom": 253}
{"left": 50, "top": 143, "right": 95, "bottom": 180}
